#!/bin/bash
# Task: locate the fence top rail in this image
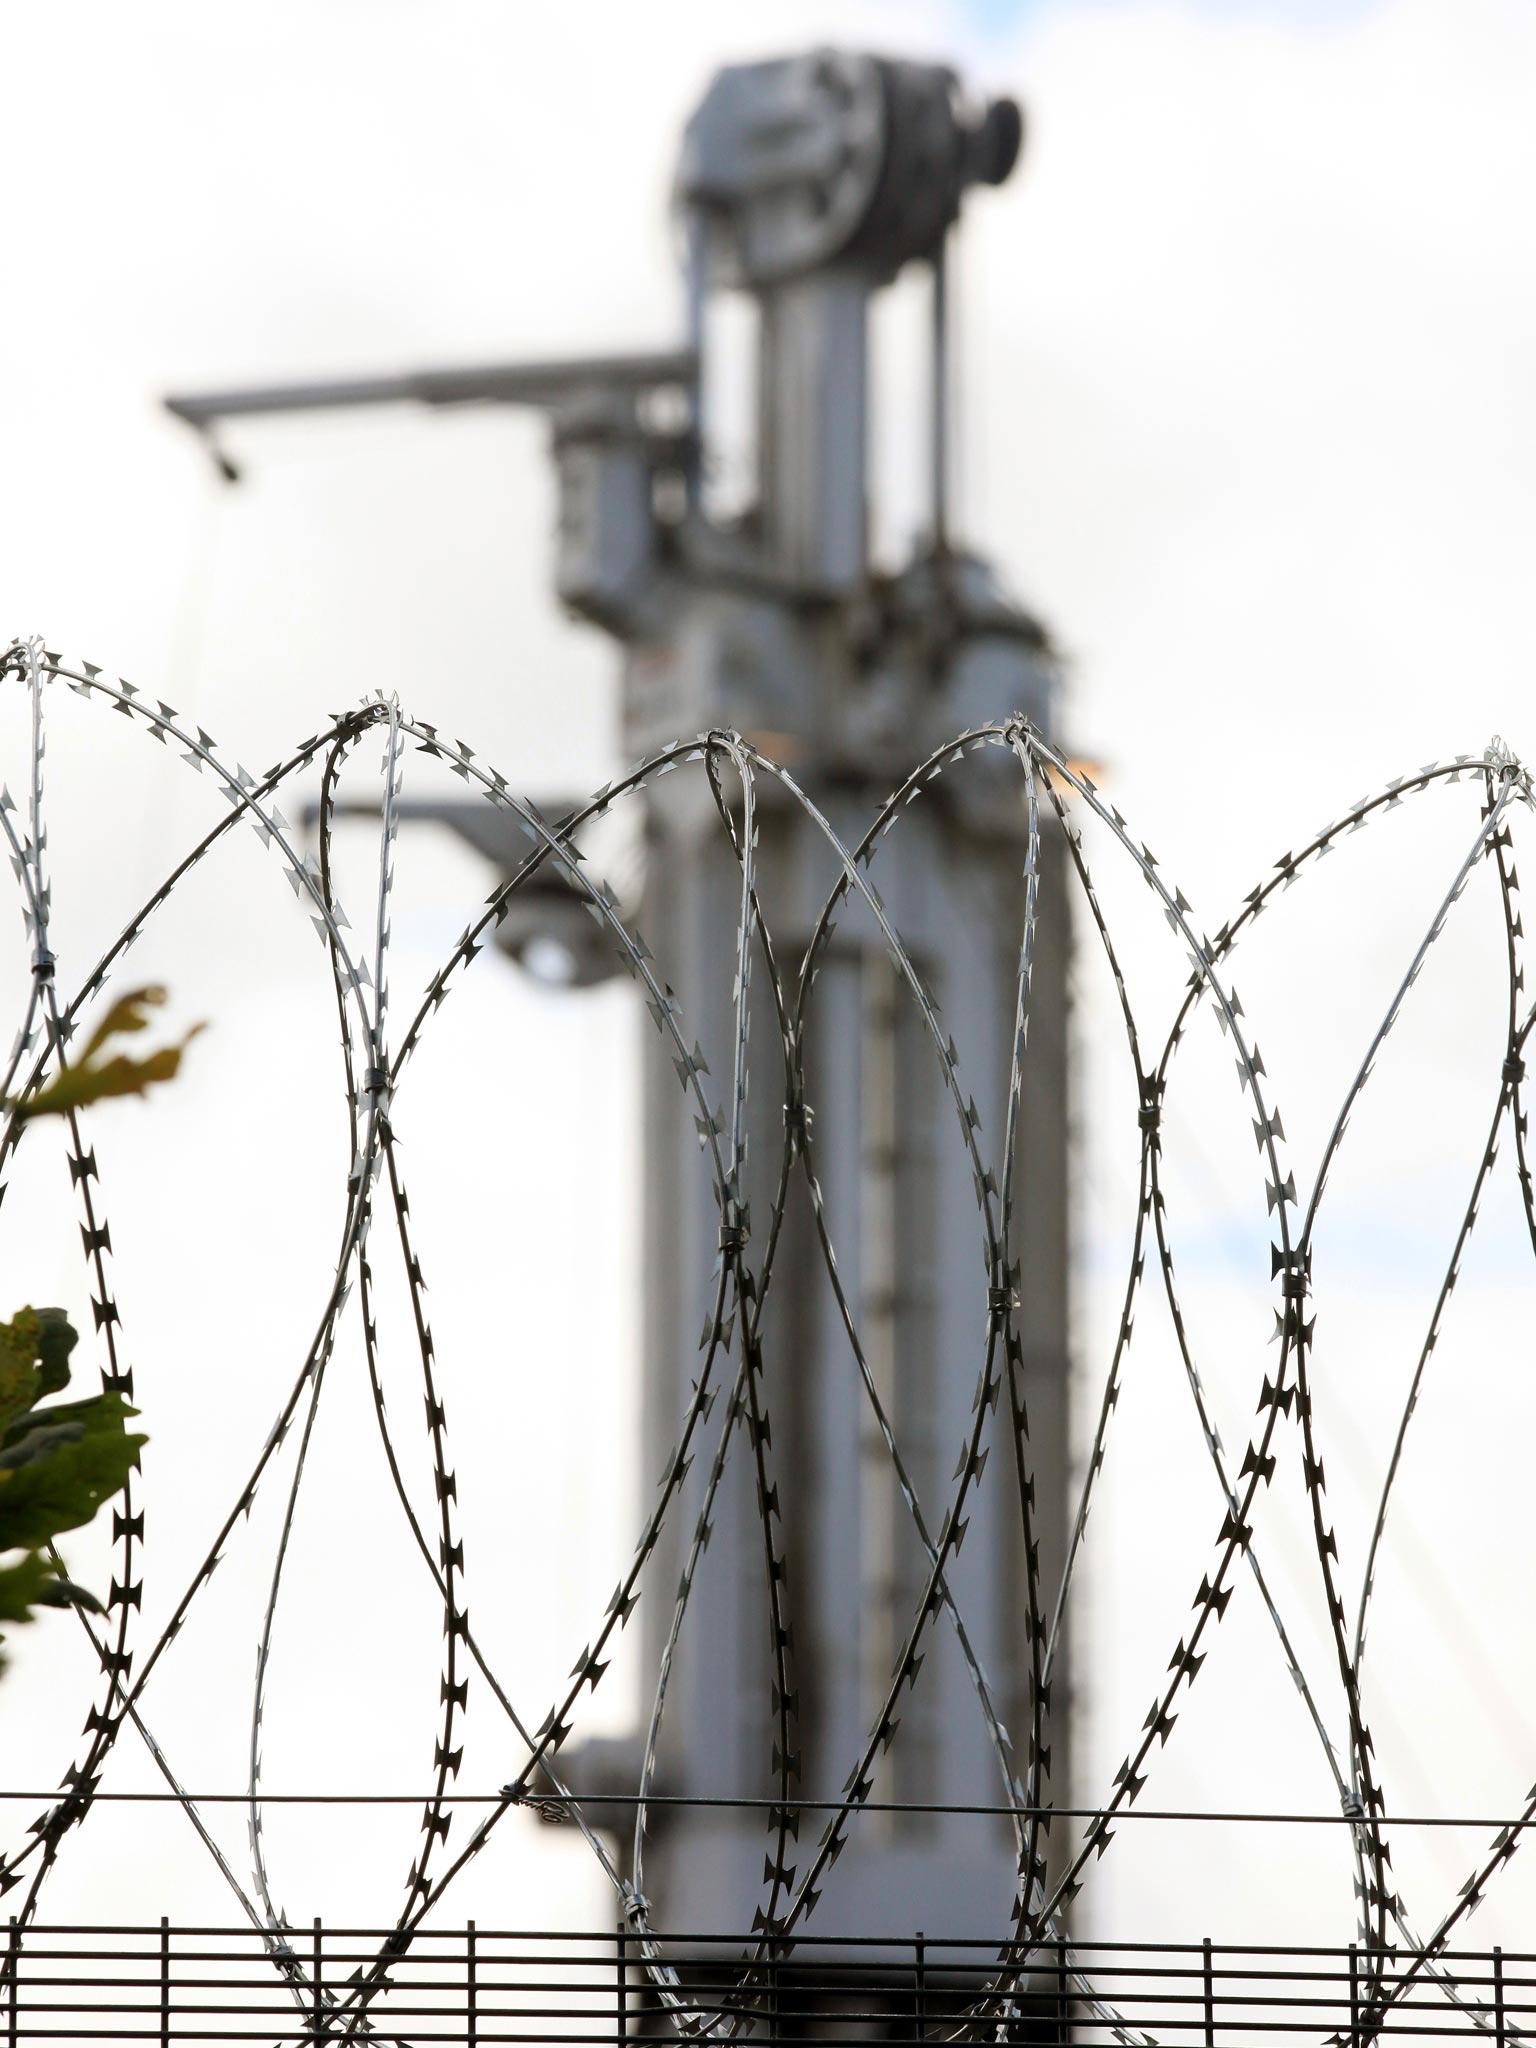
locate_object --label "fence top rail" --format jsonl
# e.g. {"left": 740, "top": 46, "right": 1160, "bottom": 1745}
{"left": 8, "top": 1927, "right": 1536, "bottom": 1965}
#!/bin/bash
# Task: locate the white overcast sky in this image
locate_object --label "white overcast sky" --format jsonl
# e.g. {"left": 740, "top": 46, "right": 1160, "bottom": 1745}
{"left": 3, "top": 0, "right": 1536, "bottom": 1958}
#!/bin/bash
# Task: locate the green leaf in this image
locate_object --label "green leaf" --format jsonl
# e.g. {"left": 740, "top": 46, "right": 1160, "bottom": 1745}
{"left": 0, "top": 1334, "right": 37, "bottom": 1436}
{"left": 33, "top": 1306, "right": 78, "bottom": 1397}
{"left": 0, "top": 1416, "right": 86, "bottom": 1470}
{"left": 15, "top": 985, "right": 204, "bottom": 1121}
{"left": 0, "top": 1554, "right": 105, "bottom": 1675}
{"left": 0, "top": 1390, "right": 143, "bottom": 1553}
{"left": 36, "top": 1575, "right": 106, "bottom": 1615}
{"left": 0, "top": 1320, "right": 136, "bottom": 1670}
{"left": 0, "top": 1306, "right": 77, "bottom": 1432}
{"left": 0, "top": 1551, "right": 63, "bottom": 1625}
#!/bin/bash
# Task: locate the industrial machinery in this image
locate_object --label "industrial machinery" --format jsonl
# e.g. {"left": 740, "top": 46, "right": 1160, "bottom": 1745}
{"left": 166, "top": 48, "right": 1071, "bottom": 1951}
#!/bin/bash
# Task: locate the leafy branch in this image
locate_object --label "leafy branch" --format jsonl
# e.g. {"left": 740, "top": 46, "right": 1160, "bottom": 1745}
{"left": 0, "top": 986, "right": 196, "bottom": 1667}
{"left": 0, "top": 1308, "right": 144, "bottom": 1666}
{"left": 14, "top": 985, "right": 203, "bottom": 1123}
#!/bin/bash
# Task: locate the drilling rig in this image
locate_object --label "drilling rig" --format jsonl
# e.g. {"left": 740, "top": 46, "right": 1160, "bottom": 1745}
{"left": 168, "top": 47, "right": 1072, "bottom": 1955}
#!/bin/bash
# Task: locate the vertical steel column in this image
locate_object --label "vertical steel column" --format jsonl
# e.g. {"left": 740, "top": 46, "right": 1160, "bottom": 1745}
{"left": 759, "top": 274, "right": 868, "bottom": 591}
{"left": 1054, "top": 1936, "right": 1069, "bottom": 2046}
{"left": 312, "top": 1919, "right": 323, "bottom": 2046}
{"left": 768, "top": 1933, "right": 782, "bottom": 2048}
{"left": 1348, "top": 1941, "right": 1360, "bottom": 2048}
{"left": 467, "top": 1920, "right": 477, "bottom": 2048}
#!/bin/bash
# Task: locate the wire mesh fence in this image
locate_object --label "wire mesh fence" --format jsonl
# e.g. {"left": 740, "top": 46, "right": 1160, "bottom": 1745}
{"left": 3, "top": 1924, "right": 1534, "bottom": 2046}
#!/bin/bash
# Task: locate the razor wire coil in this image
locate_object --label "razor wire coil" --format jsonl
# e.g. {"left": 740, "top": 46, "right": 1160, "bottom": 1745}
{"left": 1, "top": 634, "right": 1533, "bottom": 2047}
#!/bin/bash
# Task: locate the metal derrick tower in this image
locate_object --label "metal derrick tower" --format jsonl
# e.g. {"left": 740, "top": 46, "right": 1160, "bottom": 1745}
{"left": 169, "top": 48, "right": 1072, "bottom": 1948}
